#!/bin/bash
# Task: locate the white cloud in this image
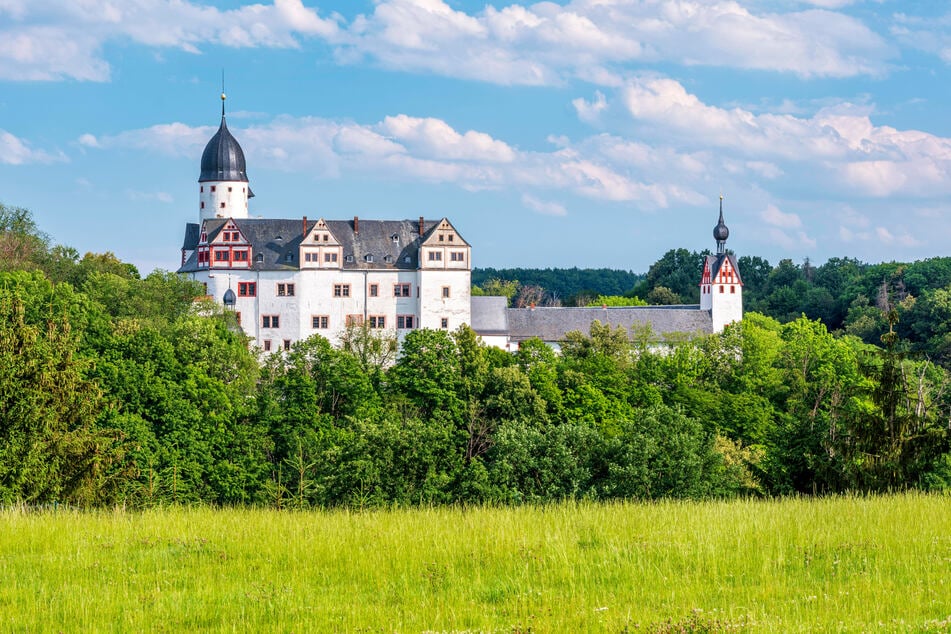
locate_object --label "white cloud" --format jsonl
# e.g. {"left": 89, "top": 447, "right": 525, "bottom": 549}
{"left": 0, "top": 0, "right": 339, "bottom": 81}
{"left": 522, "top": 194, "right": 567, "bottom": 217}
{"left": 876, "top": 226, "right": 920, "bottom": 247}
{"left": 0, "top": 129, "right": 66, "bottom": 164}
{"left": 0, "top": 0, "right": 893, "bottom": 83}
{"left": 761, "top": 204, "right": 803, "bottom": 229}
{"left": 335, "top": 0, "right": 893, "bottom": 85}
{"left": 613, "top": 75, "right": 951, "bottom": 198}
{"left": 81, "top": 113, "right": 711, "bottom": 208}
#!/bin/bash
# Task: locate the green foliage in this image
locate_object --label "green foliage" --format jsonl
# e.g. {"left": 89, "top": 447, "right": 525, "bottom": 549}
{"left": 585, "top": 294, "right": 648, "bottom": 307}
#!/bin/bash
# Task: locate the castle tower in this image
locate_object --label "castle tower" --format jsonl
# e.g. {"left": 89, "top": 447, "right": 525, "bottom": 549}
{"left": 700, "top": 196, "right": 743, "bottom": 332}
{"left": 198, "top": 92, "right": 251, "bottom": 222}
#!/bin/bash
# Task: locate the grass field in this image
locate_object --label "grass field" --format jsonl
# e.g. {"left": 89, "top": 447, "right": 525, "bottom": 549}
{"left": 1, "top": 494, "right": 950, "bottom": 632}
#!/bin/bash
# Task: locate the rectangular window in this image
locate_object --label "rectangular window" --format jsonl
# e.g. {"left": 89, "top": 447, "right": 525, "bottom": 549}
{"left": 323, "top": 234, "right": 329, "bottom": 242}
{"left": 394, "top": 283, "right": 411, "bottom": 297}
{"left": 397, "top": 315, "right": 415, "bottom": 329}
{"left": 428, "top": 251, "right": 442, "bottom": 261}
{"left": 345, "top": 314, "right": 363, "bottom": 327}
{"left": 233, "top": 250, "right": 248, "bottom": 261}
{"left": 440, "top": 318, "right": 449, "bottom": 329}
{"left": 283, "top": 339, "right": 291, "bottom": 351}
{"left": 263, "top": 340, "right": 271, "bottom": 352}
{"left": 369, "top": 284, "right": 379, "bottom": 297}
{"left": 312, "top": 315, "right": 329, "bottom": 329}
{"left": 214, "top": 250, "right": 229, "bottom": 261}
{"left": 277, "top": 283, "right": 295, "bottom": 297}
{"left": 439, "top": 235, "right": 444, "bottom": 242}
{"left": 451, "top": 251, "right": 465, "bottom": 262}
{"left": 442, "top": 286, "right": 450, "bottom": 298}
{"left": 220, "top": 202, "right": 226, "bottom": 209}
{"left": 448, "top": 234, "right": 454, "bottom": 242}
{"left": 210, "top": 185, "right": 216, "bottom": 192}
{"left": 369, "top": 315, "right": 385, "bottom": 329}
{"left": 324, "top": 252, "right": 338, "bottom": 263}
{"left": 262, "top": 315, "right": 280, "bottom": 328}
{"left": 334, "top": 284, "right": 351, "bottom": 298}
{"left": 238, "top": 282, "right": 256, "bottom": 297}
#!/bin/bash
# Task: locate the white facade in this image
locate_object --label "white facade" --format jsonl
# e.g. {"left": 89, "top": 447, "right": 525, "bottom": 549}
{"left": 199, "top": 181, "right": 249, "bottom": 221}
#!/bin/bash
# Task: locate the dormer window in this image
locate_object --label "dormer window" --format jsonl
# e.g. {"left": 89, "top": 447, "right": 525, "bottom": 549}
{"left": 345, "top": 255, "right": 354, "bottom": 263}
{"left": 391, "top": 234, "right": 400, "bottom": 244}
{"left": 384, "top": 255, "right": 393, "bottom": 263}
{"left": 285, "top": 253, "right": 293, "bottom": 262}
{"left": 255, "top": 253, "right": 264, "bottom": 263}
{"left": 404, "top": 256, "right": 411, "bottom": 263}
{"left": 364, "top": 254, "right": 373, "bottom": 263}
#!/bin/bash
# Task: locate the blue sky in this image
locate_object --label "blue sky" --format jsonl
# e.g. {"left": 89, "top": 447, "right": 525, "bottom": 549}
{"left": 2, "top": 0, "right": 951, "bottom": 274}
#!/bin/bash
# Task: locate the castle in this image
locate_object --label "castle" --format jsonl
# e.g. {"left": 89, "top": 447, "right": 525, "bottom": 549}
{"left": 179, "top": 96, "right": 742, "bottom": 351}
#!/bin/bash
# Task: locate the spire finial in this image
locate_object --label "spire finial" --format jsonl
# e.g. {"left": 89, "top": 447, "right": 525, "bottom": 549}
{"left": 713, "top": 193, "right": 729, "bottom": 255}
{"left": 220, "top": 70, "right": 226, "bottom": 118}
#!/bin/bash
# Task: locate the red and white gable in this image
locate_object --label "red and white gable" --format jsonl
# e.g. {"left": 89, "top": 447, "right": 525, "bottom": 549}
{"left": 195, "top": 219, "right": 251, "bottom": 269}
{"left": 300, "top": 218, "right": 343, "bottom": 269}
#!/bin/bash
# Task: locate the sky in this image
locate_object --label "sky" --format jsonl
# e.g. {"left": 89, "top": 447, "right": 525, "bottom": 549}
{"left": 2, "top": 0, "right": 951, "bottom": 275}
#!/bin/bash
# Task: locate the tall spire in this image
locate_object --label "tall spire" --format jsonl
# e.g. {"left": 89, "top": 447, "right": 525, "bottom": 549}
{"left": 221, "top": 69, "right": 226, "bottom": 118}
{"left": 713, "top": 194, "right": 730, "bottom": 255}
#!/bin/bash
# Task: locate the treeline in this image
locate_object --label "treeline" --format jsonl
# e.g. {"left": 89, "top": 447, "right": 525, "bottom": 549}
{"left": 2, "top": 203, "right": 951, "bottom": 507}
{"left": 477, "top": 249, "right": 951, "bottom": 364}
{"left": 472, "top": 267, "right": 643, "bottom": 306}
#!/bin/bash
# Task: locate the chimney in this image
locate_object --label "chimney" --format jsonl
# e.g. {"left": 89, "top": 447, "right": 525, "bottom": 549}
{"left": 302, "top": 216, "right": 307, "bottom": 239}
{"left": 418, "top": 216, "right": 425, "bottom": 236}
{"left": 353, "top": 215, "right": 359, "bottom": 234}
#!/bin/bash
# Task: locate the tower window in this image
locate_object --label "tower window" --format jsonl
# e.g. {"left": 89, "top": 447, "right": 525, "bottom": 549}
{"left": 228, "top": 187, "right": 233, "bottom": 192}
{"left": 220, "top": 202, "right": 226, "bottom": 208}
{"left": 731, "top": 286, "right": 736, "bottom": 294}
{"left": 210, "top": 186, "right": 216, "bottom": 192}
{"left": 442, "top": 286, "right": 450, "bottom": 298}
{"left": 200, "top": 202, "right": 205, "bottom": 209}
{"left": 200, "top": 186, "right": 204, "bottom": 193}
{"left": 719, "top": 286, "right": 724, "bottom": 293}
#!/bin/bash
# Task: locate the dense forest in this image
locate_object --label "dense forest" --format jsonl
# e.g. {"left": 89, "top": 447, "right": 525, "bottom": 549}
{"left": 3, "top": 202, "right": 951, "bottom": 507}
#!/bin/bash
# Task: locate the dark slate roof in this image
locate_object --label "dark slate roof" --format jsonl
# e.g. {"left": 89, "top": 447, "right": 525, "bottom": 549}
{"left": 199, "top": 116, "right": 248, "bottom": 183}
{"left": 505, "top": 306, "right": 713, "bottom": 342}
{"left": 178, "top": 217, "right": 443, "bottom": 273}
{"left": 470, "top": 296, "right": 510, "bottom": 335}
{"left": 704, "top": 253, "right": 743, "bottom": 285}
{"left": 181, "top": 223, "right": 200, "bottom": 251}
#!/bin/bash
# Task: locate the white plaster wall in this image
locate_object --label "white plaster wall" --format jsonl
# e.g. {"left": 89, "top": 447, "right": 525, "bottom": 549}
{"left": 418, "top": 269, "right": 471, "bottom": 330}
{"left": 199, "top": 180, "right": 249, "bottom": 221}
{"left": 711, "top": 285, "right": 743, "bottom": 333}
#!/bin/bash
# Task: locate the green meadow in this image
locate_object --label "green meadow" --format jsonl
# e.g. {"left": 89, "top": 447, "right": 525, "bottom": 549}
{"left": 2, "top": 494, "right": 950, "bottom": 633}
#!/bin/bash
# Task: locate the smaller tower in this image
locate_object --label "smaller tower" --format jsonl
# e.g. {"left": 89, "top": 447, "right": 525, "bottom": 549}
{"left": 198, "top": 92, "right": 251, "bottom": 222}
{"left": 700, "top": 196, "right": 743, "bottom": 332}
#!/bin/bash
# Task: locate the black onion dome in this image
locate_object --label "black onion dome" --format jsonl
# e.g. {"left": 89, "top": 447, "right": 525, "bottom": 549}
{"left": 713, "top": 199, "right": 729, "bottom": 242}
{"left": 223, "top": 287, "right": 236, "bottom": 306}
{"left": 199, "top": 116, "right": 248, "bottom": 183}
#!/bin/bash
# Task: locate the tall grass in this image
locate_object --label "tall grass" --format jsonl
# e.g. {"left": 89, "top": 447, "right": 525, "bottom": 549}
{"left": 1, "top": 494, "right": 949, "bottom": 632}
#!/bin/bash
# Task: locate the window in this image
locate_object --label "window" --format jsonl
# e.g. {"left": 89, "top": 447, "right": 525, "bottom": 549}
{"left": 334, "top": 284, "right": 351, "bottom": 298}
{"left": 312, "top": 315, "right": 329, "bottom": 329}
{"left": 369, "top": 284, "right": 379, "bottom": 297}
{"left": 448, "top": 234, "right": 454, "bottom": 242}
{"left": 394, "top": 283, "right": 411, "bottom": 297}
{"left": 277, "top": 283, "right": 295, "bottom": 297}
{"left": 263, "top": 340, "right": 271, "bottom": 352}
{"left": 210, "top": 185, "right": 216, "bottom": 192}
{"left": 238, "top": 282, "right": 256, "bottom": 297}
{"left": 323, "top": 234, "right": 329, "bottom": 242}
{"left": 345, "top": 314, "right": 363, "bottom": 326}
{"left": 214, "top": 250, "right": 229, "bottom": 261}
{"left": 364, "top": 254, "right": 373, "bottom": 263}
{"left": 369, "top": 315, "right": 385, "bottom": 328}
{"left": 345, "top": 255, "right": 354, "bottom": 263}
{"left": 384, "top": 255, "right": 393, "bottom": 263}
{"left": 283, "top": 339, "right": 291, "bottom": 351}
{"left": 719, "top": 286, "right": 724, "bottom": 293}
{"left": 391, "top": 234, "right": 400, "bottom": 244}
{"left": 730, "top": 286, "right": 736, "bottom": 294}
{"left": 228, "top": 187, "right": 233, "bottom": 193}
{"left": 200, "top": 186, "right": 204, "bottom": 193}
{"left": 305, "top": 252, "right": 316, "bottom": 262}
{"left": 233, "top": 250, "right": 248, "bottom": 261}
{"left": 324, "top": 252, "right": 338, "bottom": 263}
{"left": 442, "top": 286, "right": 450, "bottom": 299}
{"left": 255, "top": 253, "right": 264, "bottom": 263}
{"left": 440, "top": 318, "right": 449, "bottom": 329}
{"left": 439, "top": 235, "right": 444, "bottom": 242}
{"left": 285, "top": 253, "right": 293, "bottom": 262}
{"left": 220, "top": 202, "right": 226, "bottom": 209}
{"left": 428, "top": 251, "right": 442, "bottom": 261}
{"left": 262, "top": 315, "right": 280, "bottom": 328}
{"left": 200, "top": 201, "right": 205, "bottom": 209}
{"left": 451, "top": 251, "right": 465, "bottom": 262}
{"left": 397, "top": 315, "right": 415, "bottom": 329}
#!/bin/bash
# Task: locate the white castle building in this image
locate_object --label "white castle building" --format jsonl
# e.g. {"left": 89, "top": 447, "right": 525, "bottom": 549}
{"left": 179, "top": 96, "right": 742, "bottom": 351}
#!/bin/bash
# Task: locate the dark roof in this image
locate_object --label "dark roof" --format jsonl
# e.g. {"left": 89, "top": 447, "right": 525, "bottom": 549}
{"left": 505, "top": 305, "right": 713, "bottom": 342}
{"left": 199, "top": 116, "right": 248, "bottom": 183}
{"left": 470, "top": 296, "right": 510, "bottom": 335}
{"left": 178, "top": 217, "right": 446, "bottom": 273}
{"left": 181, "top": 223, "right": 200, "bottom": 251}
{"left": 704, "top": 253, "right": 743, "bottom": 285}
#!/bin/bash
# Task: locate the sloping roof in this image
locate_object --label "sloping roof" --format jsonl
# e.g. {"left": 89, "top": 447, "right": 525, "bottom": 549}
{"left": 199, "top": 115, "right": 249, "bottom": 183}
{"left": 505, "top": 305, "right": 713, "bottom": 342}
{"left": 704, "top": 253, "right": 744, "bottom": 285}
{"left": 470, "top": 296, "right": 509, "bottom": 335}
{"left": 178, "top": 217, "right": 444, "bottom": 273}
{"left": 181, "top": 223, "right": 200, "bottom": 251}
